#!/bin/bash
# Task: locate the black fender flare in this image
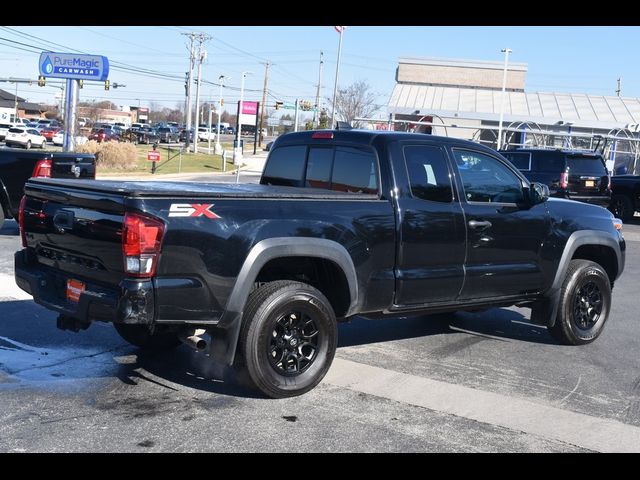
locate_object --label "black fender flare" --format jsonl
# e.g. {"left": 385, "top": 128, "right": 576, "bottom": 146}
{"left": 210, "top": 237, "right": 358, "bottom": 365}
{"left": 533, "top": 230, "right": 623, "bottom": 327}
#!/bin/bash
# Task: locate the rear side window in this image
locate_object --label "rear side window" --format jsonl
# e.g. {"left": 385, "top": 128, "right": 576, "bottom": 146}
{"left": 403, "top": 145, "right": 453, "bottom": 203}
{"left": 566, "top": 156, "right": 607, "bottom": 175}
{"left": 331, "top": 147, "right": 378, "bottom": 194}
{"left": 8, "top": 128, "right": 23, "bottom": 133}
{"left": 262, "top": 145, "right": 307, "bottom": 187}
{"left": 502, "top": 152, "right": 531, "bottom": 171}
{"left": 533, "top": 153, "right": 563, "bottom": 172}
{"left": 0, "top": 123, "right": 12, "bottom": 129}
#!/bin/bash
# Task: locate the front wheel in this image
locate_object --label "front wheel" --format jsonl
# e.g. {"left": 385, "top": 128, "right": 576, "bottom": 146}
{"left": 113, "top": 323, "right": 181, "bottom": 351}
{"left": 548, "top": 259, "right": 611, "bottom": 345}
{"left": 25, "top": 140, "right": 31, "bottom": 150}
{"left": 236, "top": 280, "right": 337, "bottom": 398}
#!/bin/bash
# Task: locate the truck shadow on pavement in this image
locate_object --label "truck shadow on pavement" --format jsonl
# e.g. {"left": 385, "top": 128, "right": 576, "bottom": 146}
{"left": 0, "top": 299, "right": 555, "bottom": 399}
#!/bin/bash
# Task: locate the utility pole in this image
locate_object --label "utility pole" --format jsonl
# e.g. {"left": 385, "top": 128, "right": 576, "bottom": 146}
{"left": 192, "top": 33, "right": 211, "bottom": 154}
{"left": 258, "top": 61, "right": 270, "bottom": 148}
{"left": 616, "top": 77, "right": 622, "bottom": 97}
{"left": 331, "top": 27, "right": 345, "bottom": 129}
{"left": 313, "top": 51, "right": 323, "bottom": 128}
{"left": 182, "top": 32, "right": 197, "bottom": 150}
{"left": 294, "top": 98, "right": 300, "bottom": 132}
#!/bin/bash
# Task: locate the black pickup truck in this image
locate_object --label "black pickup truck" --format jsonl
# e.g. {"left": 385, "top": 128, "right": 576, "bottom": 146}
{"left": 0, "top": 148, "right": 95, "bottom": 230}
{"left": 15, "top": 131, "right": 625, "bottom": 398}
{"left": 610, "top": 175, "right": 640, "bottom": 222}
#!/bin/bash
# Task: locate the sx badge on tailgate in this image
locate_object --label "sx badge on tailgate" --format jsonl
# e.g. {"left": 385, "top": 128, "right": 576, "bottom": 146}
{"left": 168, "top": 203, "right": 221, "bottom": 219}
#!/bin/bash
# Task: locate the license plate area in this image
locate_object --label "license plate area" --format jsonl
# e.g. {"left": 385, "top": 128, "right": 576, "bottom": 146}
{"left": 66, "top": 279, "right": 85, "bottom": 303}
{"left": 584, "top": 180, "right": 595, "bottom": 187}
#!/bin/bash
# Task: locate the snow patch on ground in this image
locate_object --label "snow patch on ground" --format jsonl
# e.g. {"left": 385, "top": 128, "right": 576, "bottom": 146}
{"left": 0, "top": 336, "right": 121, "bottom": 383}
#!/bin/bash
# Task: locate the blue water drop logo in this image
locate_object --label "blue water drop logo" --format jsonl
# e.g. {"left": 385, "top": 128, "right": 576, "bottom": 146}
{"left": 42, "top": 56, "right": 53, "bottom": 75}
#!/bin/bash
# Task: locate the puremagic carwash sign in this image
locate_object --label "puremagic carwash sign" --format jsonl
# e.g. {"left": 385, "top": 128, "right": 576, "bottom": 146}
{"left": 38, "top": 52, "right": 109, "bottom": 81}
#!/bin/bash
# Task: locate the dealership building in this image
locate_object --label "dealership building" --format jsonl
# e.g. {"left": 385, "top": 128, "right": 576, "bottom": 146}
{"left": 387, "top": 57, "right": 640, "bottom": 174}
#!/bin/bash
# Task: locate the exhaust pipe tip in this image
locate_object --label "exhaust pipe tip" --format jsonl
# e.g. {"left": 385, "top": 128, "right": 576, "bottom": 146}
{"left": 179, "top": 328, "right": 208, "bottom": 351}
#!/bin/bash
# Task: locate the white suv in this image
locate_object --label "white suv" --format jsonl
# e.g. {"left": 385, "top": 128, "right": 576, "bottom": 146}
{"left": 4, "top": 127, "right": 47, "bottom": 149}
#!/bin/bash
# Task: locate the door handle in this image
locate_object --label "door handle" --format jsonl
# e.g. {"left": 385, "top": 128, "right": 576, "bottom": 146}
{"left": 468, "top": 220, "right": 492, "bottom": 230}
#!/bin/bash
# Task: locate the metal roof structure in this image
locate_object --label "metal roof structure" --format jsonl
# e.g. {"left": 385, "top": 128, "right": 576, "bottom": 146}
{"left": 388, "top": 84, "right": 640, "bottom": 130}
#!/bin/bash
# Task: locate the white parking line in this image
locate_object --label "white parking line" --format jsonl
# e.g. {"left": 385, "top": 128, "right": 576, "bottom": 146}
{"left": 325, "top": 357, "right": 640, "bottom": 452}
{"left": 0, "top": 273, "right": 33, "bottom": 301}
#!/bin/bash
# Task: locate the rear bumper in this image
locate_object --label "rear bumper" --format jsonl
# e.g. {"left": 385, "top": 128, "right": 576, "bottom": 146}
{"left": 553, "top": 192, "right": 611, "bottom": 208}
{"left": 14, "top": 250, "right": 155, "bottom": 325}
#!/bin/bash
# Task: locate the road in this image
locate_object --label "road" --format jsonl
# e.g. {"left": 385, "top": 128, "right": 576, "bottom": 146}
{"left": 1, "top": 212, "right": 640, "bottom": 452}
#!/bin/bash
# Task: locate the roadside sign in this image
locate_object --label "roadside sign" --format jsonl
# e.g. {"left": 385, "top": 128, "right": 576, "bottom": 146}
{"left": 147, "top": 151, "right": 161, "bottom": 162}
{"left": 39, "top": 52, "right": 110, "bottom": 81}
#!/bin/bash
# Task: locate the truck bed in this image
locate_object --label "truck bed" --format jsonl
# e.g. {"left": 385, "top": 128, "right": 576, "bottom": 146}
{"left": 26, "top": 178, "right": 379, "bottom": 200}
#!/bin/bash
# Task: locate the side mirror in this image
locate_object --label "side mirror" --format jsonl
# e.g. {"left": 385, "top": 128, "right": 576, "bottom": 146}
{"left": 530, "top": 182, "right": 549, "bottom": 204}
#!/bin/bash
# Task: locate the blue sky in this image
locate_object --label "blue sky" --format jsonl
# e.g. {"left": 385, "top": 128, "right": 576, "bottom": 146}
{"left": 1, "top": 26, "right": 638, "bottom": 118}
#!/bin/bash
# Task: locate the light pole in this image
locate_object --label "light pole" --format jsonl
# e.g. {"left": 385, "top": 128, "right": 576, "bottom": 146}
{"left": 215, "top": 75, "right": 227, "bottom": 155}
{"left": 235, "top": 71, "right": 253, "bottom": 184}
{"left": 496, "top": 48, "right": 512, "bottom": 151}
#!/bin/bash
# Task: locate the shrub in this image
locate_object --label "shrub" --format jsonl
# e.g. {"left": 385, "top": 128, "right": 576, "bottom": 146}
{"left": 75, "top": 140, "right": 138, "bottom": 170}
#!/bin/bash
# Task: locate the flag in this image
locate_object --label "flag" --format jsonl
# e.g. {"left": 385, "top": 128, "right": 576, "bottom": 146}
{"left": 334, "top": 26, "right": 346, "bottom": 33}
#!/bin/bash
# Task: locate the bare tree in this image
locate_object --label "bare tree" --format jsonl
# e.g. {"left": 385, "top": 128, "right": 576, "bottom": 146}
{"left": 330, "top": 80, "right": 379, "bottom": 128}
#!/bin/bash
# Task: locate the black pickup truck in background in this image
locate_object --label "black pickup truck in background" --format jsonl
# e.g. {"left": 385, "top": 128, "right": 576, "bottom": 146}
{"left": 0, "top": 148, "right": 96, "bottom": 229}
{"left": 610, "top": 175, "right": 640, "bottom": 222}
{"left": 15, "top": 131, "right": 625, "bottom": 398}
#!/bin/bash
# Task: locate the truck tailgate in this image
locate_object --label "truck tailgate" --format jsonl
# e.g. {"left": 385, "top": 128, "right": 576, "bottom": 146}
{"left": 22, "top": 180, "right": 126, "bottom": 286}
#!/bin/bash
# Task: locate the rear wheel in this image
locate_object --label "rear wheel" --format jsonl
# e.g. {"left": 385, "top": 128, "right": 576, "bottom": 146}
{"left": 610, "top": 194, "right": 634, "bottom": 222}
{"left": 235, "top": 280, "right": 337, "bottom": 398}
{"left": 25, "top": 140, "right": 31, "bottom": 150}
{"left": 548, "top": 260, "right": 611, "bottom": 345}
{"left": 113, "top": 323, "right": 181, "bottom": 351}
{"left": 0, "top": 207, "right": 5, "bottom": 230}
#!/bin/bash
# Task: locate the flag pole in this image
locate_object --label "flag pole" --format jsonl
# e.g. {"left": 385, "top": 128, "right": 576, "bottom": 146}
{"left": 330, "top": 27, "right": 344, "bottom": 130}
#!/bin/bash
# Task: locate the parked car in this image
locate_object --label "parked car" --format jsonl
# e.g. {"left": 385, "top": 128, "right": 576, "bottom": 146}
{"left": 609, "top": 175, "right": 640, "bottom": 221}
{"left": 500, "top": 148, "right": 611, "bottom": 208}
{"left": 263, "top": 140, "right": 274, "bottom": 152}
{"left": 4, "top": 127, "right": 47, "bottom": 149}
{"left": 122, "top": 127, "right": 160, "bottom": 145}
{"left": 52, "top": 131, "right": 89, "bottom": 147}
{"left": 15, "top": 131, "right": 626, "bottom": 398}
{"left": 0, "top": 122, "right": 15, "bottom": 141}
{"left": 156, "top": 127, "right": 179, "bottom": 143}
{"left": 88, "top": 127, "right": 120, "bottom": 143}
{"left": 197, "top": 127, "right": 215, "bottom": 142}
{"left": 179, "top": 128, "right": 194, "bottom": 143}
{"left": 0, "top": 148, "right": 95, "bottom": 229}
{"left": 41, "top": 127, "right": 62, "bottom": 143}
{"left": 225, "top": 126, "right": 236, "bottom": 135}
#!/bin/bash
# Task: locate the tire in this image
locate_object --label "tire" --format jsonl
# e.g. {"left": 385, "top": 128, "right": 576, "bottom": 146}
{"left": 0, "top": 207, "right": 5, "bottom": 230}
{"left": 548, "top": 259, "right": 611, "bottom": 345}
{"left": 113, "top": 323, "right": 181, "bottom": 351}
{"left": 41, "top": 141, "right": 46, "bottom": 149}
{"left": 25, "top": 140, "right": 31, "bottom": 150}
{"left": 235, "top": 280, "right": 337, "bottom": 398}
{"left": 610, "top": 194, "right": 634, "bottom": 222}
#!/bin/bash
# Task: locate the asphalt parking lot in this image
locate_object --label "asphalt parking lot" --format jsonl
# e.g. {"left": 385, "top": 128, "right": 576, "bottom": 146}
{"left": 1, "top": 217, "right": 640, "bottom": 452}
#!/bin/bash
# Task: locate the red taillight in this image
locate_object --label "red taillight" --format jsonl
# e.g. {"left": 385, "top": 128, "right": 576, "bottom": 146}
{"left": 18, "top": 195, "right": 27, "bottom": 247}
{"left": 560, "top": 172, "right": 569, "bottom": 189}
{"left": 33, "top": 159, "right": 52, "bottom": 178}
{"left": 312, "top": 132, "right": 334, "bottom": 139}
{"left": 122, "top": 212, "right": 164, "bottom": 278}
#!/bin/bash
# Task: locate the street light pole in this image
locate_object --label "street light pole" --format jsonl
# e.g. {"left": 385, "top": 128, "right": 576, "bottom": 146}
{"left": 235, "top": 71, "right": 252, "bottom": 184}
{"left": 215, "top": 75, "right": 227, "bottom": 155}
{"left": 496, "top": 48, "right": 512, "bottom": 151}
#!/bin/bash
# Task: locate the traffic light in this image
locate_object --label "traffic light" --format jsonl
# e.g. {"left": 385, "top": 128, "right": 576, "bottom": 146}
{"left": 105, "top": 80, "right": 110, "bottom": 91}
{"left": 78, "top": 79, "right": 84, "bottom": 89}
{"left": 38, "top": 75, "right": 45, "bottom": 87}
{"left": 275, "top": 101, "right": 283, "bottom": 110}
